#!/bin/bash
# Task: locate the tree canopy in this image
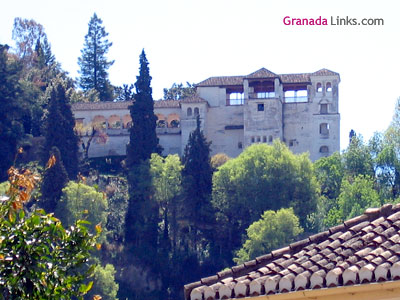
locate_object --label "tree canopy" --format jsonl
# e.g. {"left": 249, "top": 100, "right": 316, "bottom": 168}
{"left": 212, "top": 141, "right": 318, "bottom": 263}
{"left": 78, "top": 13, "right": 114, "bottom": 101}
{"left": 233, "top": 208, "right": 303, "bottom": 264}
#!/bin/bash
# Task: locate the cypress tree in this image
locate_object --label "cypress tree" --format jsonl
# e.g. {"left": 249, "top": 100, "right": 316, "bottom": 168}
{"left": 43, "top": 79, "right": 79, "bottom": 179}
{"left": 182, "top": 115, "right": 214, "bottom": 227}
{"left": 40, "top": 146, "right": 68, "bottom": 213}
{"left": 126, "top": 49, "right": 160, "bottom": 167}
{"left": 125, "top": 50, "right": 160, "bottom": 258}
{"left": 78, "top": 13, "right": 114, "bottom": 101}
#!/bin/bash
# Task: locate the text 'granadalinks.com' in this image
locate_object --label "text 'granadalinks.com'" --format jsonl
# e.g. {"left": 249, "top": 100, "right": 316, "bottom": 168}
{"left": 283, "top": 16, "right": 384, "bottom": 26}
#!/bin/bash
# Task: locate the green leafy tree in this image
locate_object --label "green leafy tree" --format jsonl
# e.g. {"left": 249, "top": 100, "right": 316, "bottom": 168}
{"left": 0, "top": 165, "right": 99, "bottom": 299}
{"left": 56, "top": 181, "right": 108, "bottom": 238}
{"left": 163, "top": 82, "right": 196, "bottom": 100}
{"left": 210, "top": 153, "right": 230, "bottom": 170}
{"left": 86, "top": 264, "right": 119, "bottom": 300}
{"left": 78, "top": 13, "right": 114, "bottom": 101}
{"left": 325, "top": 175, "right": 381, "bottom": 227}
{"left": 0, "top": 45, "right": 25, "bottom": 181}
{"left": 150, "top": 154, "right": 183, "bottom": 252}
{"left": 40, "top": 146, "right": 68, "bottom": 213}
{"left": 343, "top": 135, "right": 374, "bottom": 178}
{"left": 212, "top": 141, "right": 318, "bottom": 264}
{"left": 314, "top": 152, "right": 344, "bottom": 201}
{"left": 126, "top": 49, "right": 159, "bottom": 167}
{"left": 43, "top": 77, "right": 79, "bottom": 179}
{"left": 234, "top": 208, "right": 303, "bottom": 264}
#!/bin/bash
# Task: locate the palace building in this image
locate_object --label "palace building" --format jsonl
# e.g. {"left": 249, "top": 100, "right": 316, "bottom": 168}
{"left": 72, "top": 67, "right": 340, "bottom": 161}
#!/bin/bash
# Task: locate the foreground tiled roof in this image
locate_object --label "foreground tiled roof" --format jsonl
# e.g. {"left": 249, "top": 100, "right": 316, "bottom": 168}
{"left": 184, "top": 204, "right": 400, "bottom": 300}
{"left": 196, "top": 68, "right": 338, "bottom": 87}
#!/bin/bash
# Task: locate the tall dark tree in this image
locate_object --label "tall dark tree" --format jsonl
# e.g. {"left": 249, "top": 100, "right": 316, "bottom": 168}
{"left": 182, "top": 115, "right": 214, "bottom": 233}
{"left": 124, "top": 50, "right": 159, "bottom": 272}
{"left": 0, "top": 45, "right": 25, "bottom": 181}
{"left": 126, "top": 49, "right": 159, "bottom": 167}
{"left": 43, "top": 78, "right": 79, "bottom": 179}
{"left": 40, "top": 146, "right": 68, "bottom": 213}
{"left": 78, "top": 13, "right": 114, "bottom": 101}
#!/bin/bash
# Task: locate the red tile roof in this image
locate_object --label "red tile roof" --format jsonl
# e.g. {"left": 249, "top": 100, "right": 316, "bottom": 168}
{"left": 184, "top": 204, "right": 400, "bottom": 300}
{"left": 154, "top": 100, "right": 181, "bottom": 108}
{"left": 245, "top": 68, "right": 278, "bottom": 79}
{"left": 72, "top": 101, "right": 132, "bottom": 111}
{"left": 196, "top": 68, "right": 338, "bottom": 87}
{"left": 71, "top": 100, "right": 181, "bottom": 111}
{"left": 180, "top": 96, "right": 207, "bottom": 103}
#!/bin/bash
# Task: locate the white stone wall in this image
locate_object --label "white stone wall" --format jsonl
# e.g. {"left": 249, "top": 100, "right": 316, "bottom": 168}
{"left": 72, "top": 72, "right": 340, "bottom": 161}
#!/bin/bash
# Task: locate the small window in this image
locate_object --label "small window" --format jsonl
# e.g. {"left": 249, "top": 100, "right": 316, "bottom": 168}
{"left": 238, "top": 142, "right": 243, "bottom": 149}
{"left": 251, "top": 137, "right": 255, "bottom": 143}
{"left": 268, "top": 135, "right": 273, "bottom": 142}
{"left": 263, "top": 136, "right": 267, "bottom": 143}
{"left": 320, "top": 146, "right": 329, "bottom": 153}
{"left": 170, "top": 119, "right": 180, "bottom": 128}
{"left": 194, "top": 107, "right": 199, "bottom": 116}
{"left": 187, "top": 107, "right": 192, "bottom": 117}
{"left": 289, "top": 139, "right": 295, "bottom": 147}
{"left": 320, "top": 104, "right": 328, "bottom": 114}
{"left": 257, "top": 104, "right": 264, "bottom": 111}
{"left": 326, "top": 82, "right": 332, "bottom": 92}
{"left": 257, "top": 136, "right": 261, "bottom": 142}
{"left": 320, "top": 123, "right": 329, "bottom": 135}
{"left": 316, "top": 83, "right": 322, "bottom": 93}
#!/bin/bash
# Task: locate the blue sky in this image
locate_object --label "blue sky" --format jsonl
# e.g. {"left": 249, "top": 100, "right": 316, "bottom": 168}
{"left": 1, "top": 0, "right": 399, "bottom": 149}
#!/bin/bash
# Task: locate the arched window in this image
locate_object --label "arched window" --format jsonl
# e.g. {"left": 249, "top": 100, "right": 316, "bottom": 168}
{"left": 122, "top": 114, "right": 132, "bottom": 129}
{"left": 194, "top": 107, "right": 200, "bottom": 116}
{"left": 170, "top": 119, "right": 180, "bottom": 128}
{"left": 320, "top": 123, "right": 329, "bottom": 135}
{"left": 326, "top": 82, "right": 332, "bottom": 92}
{"left": 92, "top": 115, "right": 107, "bottom": 130}
{"left": 157, "top": 120, "right": 166, "bottom": 128}
{"left": 108, "top": 115, "right": 121, "bottom": 129}
{"left": 316, "top": 83, "right": 322, "bottom": 93}
{"left": 320, "top": 146, "right": 329, "bottom": 153}
{"left": 187, "top": 107, "right": 192, "bottom": 117}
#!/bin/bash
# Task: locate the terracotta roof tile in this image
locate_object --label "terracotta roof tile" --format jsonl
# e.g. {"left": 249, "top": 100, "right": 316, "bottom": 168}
{"left": 196, "top": 68, "right": 339, "bottom": 87}
{"left": 184, "top": 204, "right": 400, "bottom": 300}
{"left": 180, "top": 96, "right": 207, "bottom": 104}
{"left": 71, "top": 99, "right": 181, "bottom": 110}
{"left": 245, "top": 68, "right": 277, "bottom": 79}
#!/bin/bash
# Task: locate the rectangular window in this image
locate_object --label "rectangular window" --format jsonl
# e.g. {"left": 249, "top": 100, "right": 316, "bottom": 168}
{"left": 257, "top": 103, "right": 264, "bottom": 111}
{"left": 257, "top": 92, "right": 275, "bottom": 99}
{"left": 320, "top": 104, "right": 328, "bottom": 114}
{"left": 228, "top": 93, "right": 244, "bottom": 105}
{"left": 284, "top": 90, "right": 308, "bottom": 103}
